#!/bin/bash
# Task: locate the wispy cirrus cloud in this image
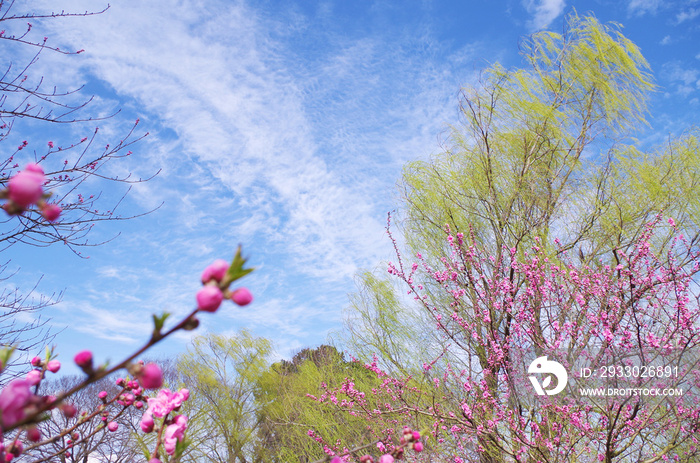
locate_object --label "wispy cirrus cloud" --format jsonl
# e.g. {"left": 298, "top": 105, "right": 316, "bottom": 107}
{"left": 27, "top": 0, "right": 477, "bottom": 357}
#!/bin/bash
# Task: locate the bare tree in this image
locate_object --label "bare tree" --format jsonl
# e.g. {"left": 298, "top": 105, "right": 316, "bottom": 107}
{"left": 0, "top": 1, "right": 158, "bottom": 379}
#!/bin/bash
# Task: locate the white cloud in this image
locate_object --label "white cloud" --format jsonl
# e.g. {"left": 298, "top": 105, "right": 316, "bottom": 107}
{"left": 25, "top": 0, "right": 475, "bottom": 351}
{"left": 628, "top": 0, "right": 663, "bottom": 16}
{"left": 662, "top": 62, "right": 700, "bottom": 96}
{"left": 523, "top": 0, "right": 566, "bottom": 31}
{"left": 660, "top": 35, "right": 672, "bottom": 45}
{"left": 676, "top": 7, "right": 700, "bottom": 23}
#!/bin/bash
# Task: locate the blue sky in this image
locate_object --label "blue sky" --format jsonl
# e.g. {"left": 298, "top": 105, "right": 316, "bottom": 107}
{"left": 3, "top": 0, "right": 699, "bottom": 375}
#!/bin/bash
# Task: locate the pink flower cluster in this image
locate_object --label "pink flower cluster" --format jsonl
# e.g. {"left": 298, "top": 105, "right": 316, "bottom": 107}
{"left": 2, "top": 163, "right": 61, "bottom": 221}
{"left": 328, "top": 427, "right": 423, "bottom": 463}
{"left": 140, "top": 388, "right": 190, "bottom": 456}
{"left": 197, "top": 259, "right": 253, "bottom": 312}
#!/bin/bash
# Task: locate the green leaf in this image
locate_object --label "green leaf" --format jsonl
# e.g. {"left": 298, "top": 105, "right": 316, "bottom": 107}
{"left": 152, "top": 312, "right": 171, "bottom": 337}
{"left": 0, "top": 346, "right": 16, "bottom": 369}
{"left": 224, "top": 245, "right": 254, "bottom": 286}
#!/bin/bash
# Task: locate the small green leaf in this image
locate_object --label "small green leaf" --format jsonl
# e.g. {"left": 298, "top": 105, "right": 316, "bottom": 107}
{"left": 152, "top": 312, "right": 171, "bottom": 336}
{"left": 224, "top": 245, "right": 255, "bottom": 286}
{"left": 0, "top": 346, "right": 16, "bottom": 369}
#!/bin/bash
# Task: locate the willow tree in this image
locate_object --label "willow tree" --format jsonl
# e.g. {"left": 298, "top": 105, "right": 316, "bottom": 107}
{"left": 341, "top": 13, "right": 700, "bottom": 463}
{"left": 176, "top": 331, "right": 272, "bottom": 463}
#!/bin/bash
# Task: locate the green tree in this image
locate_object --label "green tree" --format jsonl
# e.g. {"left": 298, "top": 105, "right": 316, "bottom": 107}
{"left": 176, "top": 331, "right": 272, "bottom": 463}
{"left": 255, "top": 345, "right": 389, "bottom": 463}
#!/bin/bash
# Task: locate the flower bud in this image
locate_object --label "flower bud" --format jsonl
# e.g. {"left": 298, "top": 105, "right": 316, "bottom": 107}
{"left": 46, "top": 360, "right": 61, "bottom": 373}
{"left": 8, "top": 168, "right": 44, "bottom": 208}
{"left": 61, "top": 403, "right": 77, "bottom": 418}
{"left": 182, "top": 315, "right": 199, "bottom": 331}
{"left": 26, "top": 370, "right": 42, "bottom": 386}
{"left": 140, "top": 413, "right": 155, "bottom": 433}
{"left": 201, "top": 259, "right": 229, "bottom": 284}
{"left": 231, "top": 287, "right": 253, "bottom": 306}
{"left": 196, "top": 286, "right": 224, "bottom": 312}
{"left": 41, "top": 204, "right": 61, "bottom": 222}
{"left": 139, "top": 362, "right": 163, "bottom": 389}
{"left": 30, "top": 357, "right": 42, "bottom": 367}
{"left": 107, "top": 421, "right": 118, "bottom": 432}
{"left": 26, "top": 427, "right": 41, "bottom": 442}
{"left": 98, "top": 391, "right": 108, "bottom": 400}
{"left": 413, "top": 441, "right": 424, "bottom": 452}
{"left": 74, "top": 350, "right": 93, "bottom": 374}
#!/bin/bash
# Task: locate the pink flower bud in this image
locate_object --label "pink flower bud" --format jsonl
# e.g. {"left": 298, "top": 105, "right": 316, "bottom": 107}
{"left": 30, "top": 357, "right": 42, "bottom": 367}
{"left": 8, "top": 168, "right": 44, "bottom": 208}
{"left": 61, "top": 403, "right": 77, "bottom": 418}
{"left": 46, "top": 360, "right": 61, "bottom": 373}
{"left": 98, "top": 391, "right": 108, "bottom": 400}
{"left": 231, "top": 288, "right": 253, "bottom": 306}
{"left": 196, "top": 286, "right": 224, "bottom": 312}
{"left": 412, "top": 431, "right": 420, "bottom": 441}
{"left": 379, "top": 455, "right": 394, "bottom": 463}
{"left": 0, "top": 379, "right": 32, "bottom": 428}
{"left": 107, "top": 421, "right": 118, "bottom": 432}
{"left": 74, "top": 350, "right": 93, "bottom": 369}
{"left": 135, "top": 401, "right": 143, "bottom": 409}
{"left": 139, "top": 362, "right": 163, "bottom": 389}
{"left": 41, "top": 204, "right": 61, "bottom": 222}
{"left": 331, "top": 458, "right": 342, "bottom": 463}
{"left": 24, "top": 164, "right": 44, "bottom": 176}
{"left": 26, "top": 370, "right": 42, "bottom": 386}
{"left": 26, "top": 427, "right": 41, "bottom": 442}
{"left": 140, "top": 413, "right": 155, "bottom": 433}
{"left": 201, "top": 259, "right": 229, "bottom": 284}
{"left": 413, "top": 441, "right": 424, "bottom": 452}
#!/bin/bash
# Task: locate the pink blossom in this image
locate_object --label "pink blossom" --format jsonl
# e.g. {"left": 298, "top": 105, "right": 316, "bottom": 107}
{"left": 98, "top": 391, "right": 107, "bottom": 400}
{"left": 378, "top": 455, "right": 394, "bottom": 463}
{"left": 196, "top": 286, "right": 224, "bottom": 312}
{"left": 146, "top": 388, "right": 190, "bottom": 418}
{"left": 41, "top": 204, "right": 61, "bottom": 222}
{"left": 107, "top": 421, "right": 118, "bottom": 432}
{"left": 25, "top": 370, "right": 42, "bottom": 386}
{"left": 231, "top": 288, "right": 253, "bottom": 306}
{"left": 413, "top": 441, "right": 423, "bottom": 452}
{"left": 0, "top": 379, "right": 32, "bottom": 428}
{"left": 8, "top": 169, "right": 44, "bottom": 208}
{"left": 46, "top": 360, "right": 61, "bottom": 373}
{"left": 73, "top": 350, "right": 93, "bottom": 369}
{"left": 163, "top": 415, "right": 188, "bottom": 455}
{"left": 201, "top": 259, "right": 229, "bottom": 283}
{"left": 47, "top": 141, "right": 54, "bottom": 148}
{"left": 30, "top": 357, "right": 41, "bottom": 367}
{"left": 139, "top": 362, "right": 163, "bottom": 389}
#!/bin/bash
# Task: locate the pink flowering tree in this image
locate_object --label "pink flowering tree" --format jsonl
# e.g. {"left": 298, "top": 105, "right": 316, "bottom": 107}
{"left": 319, "top": 216, "right": 700, "bottom": 462}
{"left": 0, "top": 2, "right": 157, "bottom": 376}
{"left": 327, "top": 13, "right": 700, "bottom": 463}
